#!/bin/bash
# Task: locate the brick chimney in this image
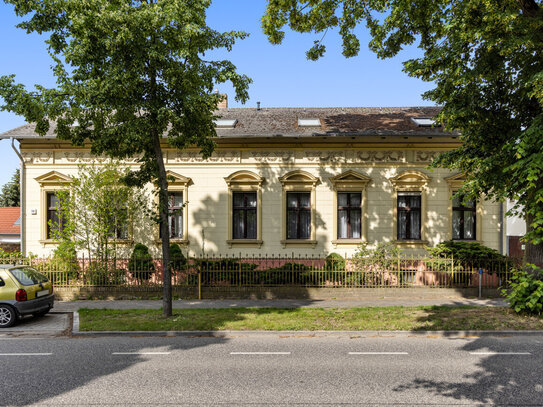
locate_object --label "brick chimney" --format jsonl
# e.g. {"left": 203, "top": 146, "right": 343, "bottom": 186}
{"left": 217, "top": 93, "right": 228, "bottom": 109}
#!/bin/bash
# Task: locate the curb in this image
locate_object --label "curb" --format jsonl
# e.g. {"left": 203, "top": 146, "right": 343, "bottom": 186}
{"left": 71, "top": 312, "right": 543, "bottom": 338}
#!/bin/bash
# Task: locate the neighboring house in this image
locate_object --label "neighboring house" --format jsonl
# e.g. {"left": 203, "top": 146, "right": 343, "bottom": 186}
{"left": 506, "top": 200, "right": 526, "bottom": 258}
{"left": 0, "top": 98, "right": 505, "bottom": 257}
{"left": 0, "top": 207, "right": 21, "bottom": 252}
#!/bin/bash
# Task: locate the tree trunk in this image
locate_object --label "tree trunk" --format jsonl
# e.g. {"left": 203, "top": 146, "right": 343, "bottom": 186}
{"left": 524, "top": 212, "right": 543, "bottom": 267}
{"left": 152, "top": 128, "right": 172, "bottom": 317}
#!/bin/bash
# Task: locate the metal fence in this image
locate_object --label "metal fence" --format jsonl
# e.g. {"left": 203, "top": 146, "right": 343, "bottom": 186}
{"left": 0, "top": 253, "right": 517, "bottom": 290}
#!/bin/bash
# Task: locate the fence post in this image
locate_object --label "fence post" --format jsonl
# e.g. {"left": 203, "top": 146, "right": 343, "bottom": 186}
{"left": 397, "top": 251, "right": 401, "bottom": 287}
{"left": 198, "top": 272, "right": 202, "bottom": 300}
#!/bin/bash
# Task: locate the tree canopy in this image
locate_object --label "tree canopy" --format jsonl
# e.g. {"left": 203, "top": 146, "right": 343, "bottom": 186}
{"left": 0, "top": 169, "right": 20, "bottom": 207}
{"left": 263, "top": 0, "right": 543, "bottom": 264}
{"left": 0, "top": 0, "right": 251, "bottom": 315}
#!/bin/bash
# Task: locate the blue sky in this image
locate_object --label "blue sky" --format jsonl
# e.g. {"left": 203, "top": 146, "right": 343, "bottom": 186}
{"left": 0, "top": 0, "right": 433, "bottom": 187}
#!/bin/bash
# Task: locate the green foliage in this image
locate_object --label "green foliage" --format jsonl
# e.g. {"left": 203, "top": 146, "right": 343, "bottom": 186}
{"left": 170, "top": 243, "right": 187, "bottom": 270}
{"left": 54, "top": 162, "right": 149, "bottom": 262}
{"left": 195, "top": 258, "right": 258, "bottom": 272}
{"left": 128, "top": 243, "right": 155, "bottom": 281}
{"left": 428, "top": 240, "right": 509, "bottom": 267}
{"left": 0, "top": 0, "right": 251, "bottom": 313}
{"left": 352, "top": 242, "right": 402, "bottom": 271}
{"left": 0, "top": 169, "right": 19, "bottom": 207}
{"left": 263, "top": 0, "right": 543, "bottom": 259}
{"left": 503, "top": 265, "right": 543, "bottom": 315}
{"left": 325, "top": 253, "right": 345, "bottom": 271}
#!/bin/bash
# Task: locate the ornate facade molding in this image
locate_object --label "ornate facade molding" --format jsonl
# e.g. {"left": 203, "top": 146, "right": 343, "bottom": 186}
{"left": 355, "top": 151, "right": 406, "bottom": 163}
{"left": 251, "top": 151, "right": 294, "bottom": 163}
{"left": 415, "top": 151, "right": 440, "bottom": 162}
{"left": 174, "top": 150, "right": 240, "bottom": 163}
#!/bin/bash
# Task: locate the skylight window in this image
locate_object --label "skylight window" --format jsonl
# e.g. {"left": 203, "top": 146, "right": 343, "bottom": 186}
{"left": 411, "top": 117, "right": 439, "bottom": 127}
{"left": 298, "top": 118, "right": 321, "bottom": 127}
{"left": 214, "top": 119, "right": 237, "bottom": 128}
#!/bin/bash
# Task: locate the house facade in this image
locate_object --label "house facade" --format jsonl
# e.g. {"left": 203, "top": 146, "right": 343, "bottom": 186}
{"left": 0, "top": 103, "right": 506, "bottom": 258}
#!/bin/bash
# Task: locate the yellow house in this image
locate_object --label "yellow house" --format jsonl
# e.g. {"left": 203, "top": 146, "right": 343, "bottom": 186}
{"left": 0, "top": 102, "right": 505, "bottom": 257}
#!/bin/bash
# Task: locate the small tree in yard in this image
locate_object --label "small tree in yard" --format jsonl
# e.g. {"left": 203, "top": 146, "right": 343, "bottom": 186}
{"left": 50, "top": 163, "right": 149, "bottom": 276}
{"left": 0, "top": 0, "right": 250, "bottom": 316}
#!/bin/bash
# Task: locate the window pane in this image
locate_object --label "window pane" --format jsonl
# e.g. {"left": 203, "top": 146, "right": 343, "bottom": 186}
{"left": 452, "top": 195, "right": 461, "bottom": 207}
{"left": 246, "top": 209, "right": 257, "bottom": 239}
{"left": 287, "top": 193, "right": 298, "bottom": 209}
{"left": 337, "top": 193, "right": 348, "bottom": 207}
{"left": 246, "top": 193, "right": 257, "bottom": 208}
{"left": 299, "top": 193, "right": 310, "bottom": 208}
{"left": 169, "top": 214, "right": 183, "bottom": 238}
{"left": 398, "top": 196, "right": 407, "bottom": 209}
{"left": 299, "top": 210, "right": 311, "bottom": 239}
{"left": 350, "top": 193, "right": 361, "bottom": 207}
{"left": 410, "top": 210, "right": 421, "bottom": 239}
{"left": 287, "top": 210, "right": 298, "bottom": 239}
{"left": 173, "top": 192, "right": 183, "bottom": 207}
{"left": 233, "top": 209, "right": 244, "bottom": 239}
{"left": 452, "top": 210, "right": 462, "bottom": 240}
{"left": 233, "top": 192, "right": 245, "bottom": 207}
{"left": 338, "top": 209, "right": 348, "bottom": 239}
{"left": 351, "top": 209, "right": 361, "bottom": 239}
{"left": 410, "top": 196, "right": 421, "bottom": 208}
{"left": 464, "top": 211, "right": 475, "bottom": 239}
{"left": 398, "top": 211, "right": 407, "bottom": 239}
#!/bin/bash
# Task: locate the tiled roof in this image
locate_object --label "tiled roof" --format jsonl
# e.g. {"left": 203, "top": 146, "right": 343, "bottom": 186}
{"left": 0, "top": 207, "right": 21, "bottom": 235}
{"left": 0, "top": 106, "right": 450, "bottom": 140}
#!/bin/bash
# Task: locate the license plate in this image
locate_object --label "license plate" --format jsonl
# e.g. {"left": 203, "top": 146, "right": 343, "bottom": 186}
{"left": 36, "top": 289, "right": 49, "bottom": 298}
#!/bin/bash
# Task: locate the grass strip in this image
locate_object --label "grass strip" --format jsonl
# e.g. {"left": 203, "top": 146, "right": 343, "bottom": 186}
{"left": 78, "top": 306, "right": 543, "bottom": 332}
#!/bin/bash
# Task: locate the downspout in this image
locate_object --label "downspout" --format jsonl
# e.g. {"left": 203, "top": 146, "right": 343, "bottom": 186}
{"left": 499, "top": 201, "right": 504, "bottom": 255}
{"left": 10, "top": 137, "right": 25, "bottom": 256}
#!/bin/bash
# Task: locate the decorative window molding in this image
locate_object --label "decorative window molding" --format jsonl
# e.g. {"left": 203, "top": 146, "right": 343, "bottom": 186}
{"left": 445, "top": 173, "right": 482, "bottom": 241}
{"left": 224, "top": 170, "right": 264, "bottom": 248}
{"left": 389, "top": 170, "right": 431, "bottom": 246}
{"left": 156, "top": 171, "right": 192, "bottom": 246}
{"left": 279, "top": 170, "right": 319, "bottom": 248}
{"left": 35, "top": 171, "right": 72, "bottom": 244}
{"left": 330, "top": 170, "right": 371, "bottom": 247}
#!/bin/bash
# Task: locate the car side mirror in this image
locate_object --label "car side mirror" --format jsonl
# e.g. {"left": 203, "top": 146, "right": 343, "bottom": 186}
{"left": 0, "top": 278, "right": 4, "bottom": 287}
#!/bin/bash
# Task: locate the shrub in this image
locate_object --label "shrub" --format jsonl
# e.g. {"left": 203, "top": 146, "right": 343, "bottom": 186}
{"left": 428, "top": 240, "right": 507, "bottom": 264}
{"left": 128, "top": 243, "right": 155, "bottom": 280}
{"left": 170, "top": 243, "right": 187, "bottom": 270}
{"left": 325, "top": 253, "right": 345, "bottom": 270}
{"left": 503, "top": 265, "right": 543, "bottom": 315}
{"left": 352, "top": 242, "right": 401, "bottom": 272}
{"left": 84, "top": 263, "right": 127, "bottom": 286}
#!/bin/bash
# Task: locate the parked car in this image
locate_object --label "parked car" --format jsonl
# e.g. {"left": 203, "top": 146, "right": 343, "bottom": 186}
{"left": 0, "top": 265, "right": 54, "bottom": 328}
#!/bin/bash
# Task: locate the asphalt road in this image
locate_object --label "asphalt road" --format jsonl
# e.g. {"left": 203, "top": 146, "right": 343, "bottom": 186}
{"left": 1, "top": 335, "right": 543, "bottom": 406}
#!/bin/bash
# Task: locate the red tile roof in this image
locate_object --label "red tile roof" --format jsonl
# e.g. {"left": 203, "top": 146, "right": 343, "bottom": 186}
{"left": 0, "top": 208, "right": 21, "bottom": 235}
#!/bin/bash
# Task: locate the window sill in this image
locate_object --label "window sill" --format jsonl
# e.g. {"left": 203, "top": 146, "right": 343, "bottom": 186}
{"left": 39, "top": 240, "right": 59, "bottom": 246}
{"left": 227, "top": 239, "right": 263, "bottom": 248}
{"left": 393, "top": 240, "right": 428, "bottom": 247}
{"left": 155, "top": 239, "right": 190, "bottom": 246}
{"left": 280, "top": 239, "right": 317, "bottom": 248}
{"left": 107, "top": 239, "right": 134, "bottom": 246}
{"left": 332, "top": 239, "right": 365, "bottom": 247}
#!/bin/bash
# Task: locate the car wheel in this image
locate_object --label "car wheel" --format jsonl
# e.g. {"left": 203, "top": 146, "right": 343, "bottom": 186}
{"left": 0, "top": 305, "right": 17, "bottom": 328}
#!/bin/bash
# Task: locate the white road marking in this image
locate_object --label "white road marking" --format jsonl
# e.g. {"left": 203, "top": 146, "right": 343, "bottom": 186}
{"left": 0, "top": 353, "right": 53, "bottom": 356}
{"left": 112, "top": 352, "right": 171, "bottom": 355}
{"left": 230, "top": 352, "right": 291, "bottom": 355}
{"left": 469, "top": 352, "right": 531, "bottom": 355}
{"left": 349, "top": 352, "right": 409, "bottom": 355}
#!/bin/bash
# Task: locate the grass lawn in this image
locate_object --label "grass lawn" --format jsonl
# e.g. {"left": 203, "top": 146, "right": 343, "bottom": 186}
{"left": 78, "top": 306, "right": 543, "bottom": 332}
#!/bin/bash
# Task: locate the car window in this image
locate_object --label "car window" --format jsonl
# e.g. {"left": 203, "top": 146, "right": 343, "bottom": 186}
{"left": 10, "top": 267, "right": 49, "bottom": 286}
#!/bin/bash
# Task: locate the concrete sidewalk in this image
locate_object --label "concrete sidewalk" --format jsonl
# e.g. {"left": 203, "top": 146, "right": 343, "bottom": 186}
{"left": 54, "top": 298, "right": 508, "bottom": 312}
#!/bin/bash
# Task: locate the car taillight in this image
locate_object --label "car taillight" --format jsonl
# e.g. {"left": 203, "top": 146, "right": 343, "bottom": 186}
{"left": 16, "top": 289, "right": 27, "bottom": 301}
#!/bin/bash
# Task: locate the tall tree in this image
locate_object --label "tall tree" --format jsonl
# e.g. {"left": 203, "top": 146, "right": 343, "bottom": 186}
{"left": 0, "top": 169, "right": 20, "bottom": 207}
{"left": 263, "top": 0, "right": 543, "bottom": 265}
{"left": 0, "top": 0, "right": 251, "bottom": 316}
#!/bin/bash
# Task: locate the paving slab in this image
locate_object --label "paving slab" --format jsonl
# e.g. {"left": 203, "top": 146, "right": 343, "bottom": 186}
{"left": 0, "top": 313, "right": 71, "bottom": 337}
{"left": 54, "top": 298, "right": 508, "bottom": 312}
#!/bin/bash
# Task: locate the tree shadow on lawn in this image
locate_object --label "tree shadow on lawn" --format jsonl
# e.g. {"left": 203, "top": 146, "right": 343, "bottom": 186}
{"left": 393, "top": 305, "right": 543, "bottom": 405}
